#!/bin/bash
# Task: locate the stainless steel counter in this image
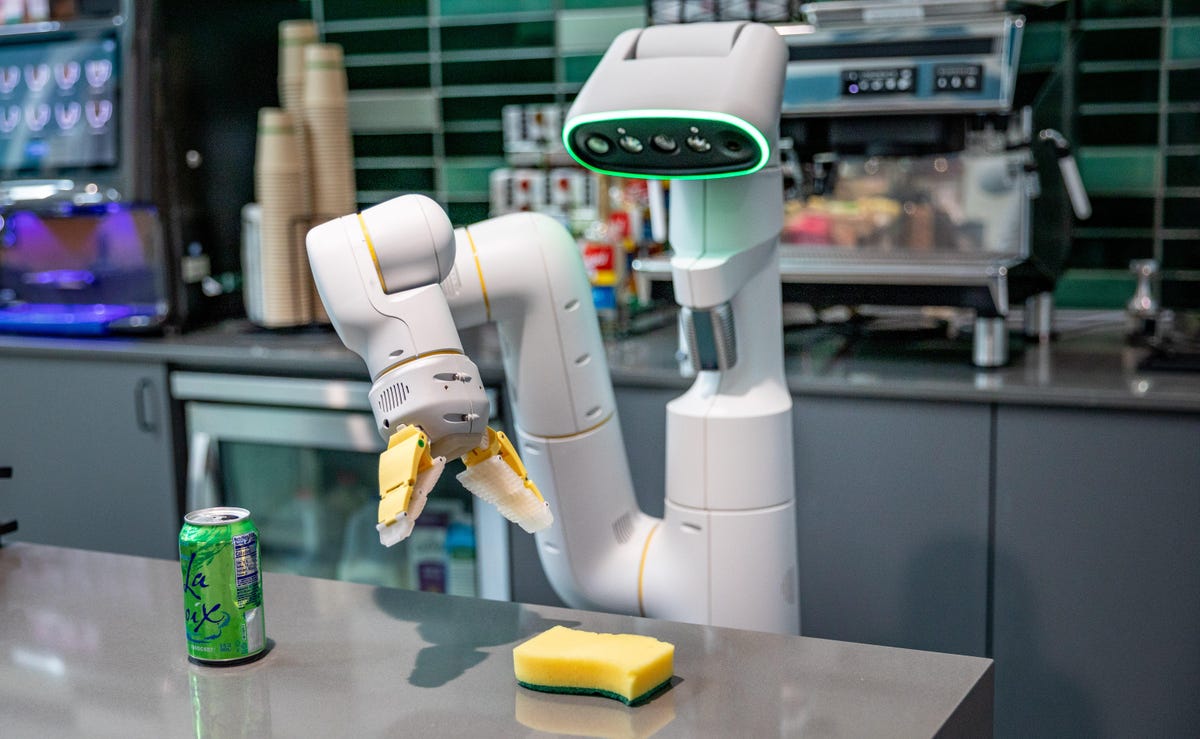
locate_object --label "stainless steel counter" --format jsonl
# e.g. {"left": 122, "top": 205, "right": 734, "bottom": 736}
{"left": 0, "top": 311, "right": 1197, "bottom": 412}
{"left": 0, "top": 543, "right": 992, "bottom": 738}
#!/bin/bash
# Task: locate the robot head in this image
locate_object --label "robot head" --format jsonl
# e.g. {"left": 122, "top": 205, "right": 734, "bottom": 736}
{"left": 562, "top": 22, "right": 788, "bottom": 180}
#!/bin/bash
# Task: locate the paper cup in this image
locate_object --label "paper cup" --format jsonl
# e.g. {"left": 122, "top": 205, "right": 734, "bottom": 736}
{"left": 303, "top": 44, "right": 348, "bottom": 107}
{"left": 255, "top": 108, "right": 302, "bottom": 175}
{"left": 279, "top": 20, "right": 318, "bottom": 108}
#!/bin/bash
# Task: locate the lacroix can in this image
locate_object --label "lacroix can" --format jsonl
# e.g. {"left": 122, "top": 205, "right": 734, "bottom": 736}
{"left": 179, "top": 507, "right": 266, "bottom": 664}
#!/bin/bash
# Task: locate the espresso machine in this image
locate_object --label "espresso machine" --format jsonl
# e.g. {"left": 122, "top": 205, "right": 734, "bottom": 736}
{"left": 0, "top": 0, "right": 206, "bottom": 334}
{"left": 776, "top": 0, "right": 1089, "bottom": 366}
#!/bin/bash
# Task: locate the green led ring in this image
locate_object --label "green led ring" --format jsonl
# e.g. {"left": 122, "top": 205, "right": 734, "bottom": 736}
{"left": 561, "top": 109, "right": 771, "bottom": 181}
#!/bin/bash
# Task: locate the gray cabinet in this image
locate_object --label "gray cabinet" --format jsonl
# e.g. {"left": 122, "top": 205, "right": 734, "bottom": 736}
{"left": 0, "top": 356, "right": 178, "bottom": 559}
{"left": 993, "top": 406, "right": 1200, "bottom": 739}
{"left": 612, "top": 386, "right": 673, "bottom": 520}
{"left": 793, "top": 395, "right": 992, "bottom": 657}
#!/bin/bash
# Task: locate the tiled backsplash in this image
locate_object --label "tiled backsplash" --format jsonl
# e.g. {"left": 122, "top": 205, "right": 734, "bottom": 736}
{"left": 313, "top": 0, "right": 1199, "bottom": 309}
{"left": 316, "top": 0, "right": 630, "bottom": 226}
{"left": 1027, "top": 0, "right": 1200, "bottom": 309}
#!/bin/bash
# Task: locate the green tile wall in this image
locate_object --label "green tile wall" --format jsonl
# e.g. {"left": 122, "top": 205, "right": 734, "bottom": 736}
{"left": 1077, "top": 148, "right": 1160, "bottom": 195}
{"left": 1171, "top": 19, "right": 1200, "bottom": 57}
{"left": 563, "top": 54, "right": 604, "bottom": 83}
{"left": 315, "top": 0, "right": 644, "bottom": 224}
{"left": 314, "top": 0, "right": 1199, "bottom": 308}
{"left": 439, "top": 0, "right": 552, "bottom": 14}
{"left": 322, "top": 0, "right": 425, "bottom": 21}
{"left": 1047, "top": 0, "right": 1200, "bottom": 308}
{"left": 1020, "top": 24, "right": 1065, "bottom": 67}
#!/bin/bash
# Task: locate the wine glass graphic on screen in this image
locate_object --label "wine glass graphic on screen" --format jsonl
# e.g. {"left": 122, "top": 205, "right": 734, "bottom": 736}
{"left": 85, "top": 59, "right": 112, "bottom": 89}
{"left": 55, "top": 101, "right": 81, "bottom": 130}
{"left": 86, "top": 99, "right": 112, "bottom": 129}
{"left": 0, "top": 67, "right": 18, "bottom": 94}
{"left": 54, "top": 61, "right": 80, "bottom": 91}
{"left": 23, "top": 64, "right": 49, "bottom": 92}
{"left": 25, "top": 103, "right": 50, "bottom": 132}
{"left": 0, "top": 106, "right": 19, "bottom": 133}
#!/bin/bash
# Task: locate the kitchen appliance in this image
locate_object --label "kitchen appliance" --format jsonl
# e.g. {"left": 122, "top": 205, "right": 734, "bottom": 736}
{"left": 172, "top": 372, "right": 511, "bottom": 599}
{"left": 773, "top": 0, "right": 1088, "bottom": 366}
{"left": 0, "top": 0, "right": 206, "bottom": 335}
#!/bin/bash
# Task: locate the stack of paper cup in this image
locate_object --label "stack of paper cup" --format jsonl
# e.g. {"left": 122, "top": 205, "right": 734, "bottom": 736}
{"left": 278, "top": 21, "right": 324, "bottom": 323}
{"left": 303, "top": 43, "right": 356, "bottom": 324}
{"left": 278, "top": 20, "right": 317, "bottom": 112}
{"left": 252, "top": 108, "right": 313, "bottom": 327}
{"left": 304, "top": 43, "right": 357, "bottom": 221}
{"left": 278, "top": 19, "right": 316, "bottom": 217}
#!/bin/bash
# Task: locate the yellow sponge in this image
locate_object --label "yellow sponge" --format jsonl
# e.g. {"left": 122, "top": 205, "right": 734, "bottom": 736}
{"left": 512, "top": 625, "right": 675, "bottom": 706}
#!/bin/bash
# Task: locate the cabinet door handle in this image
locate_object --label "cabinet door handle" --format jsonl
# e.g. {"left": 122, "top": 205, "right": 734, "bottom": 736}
{"left": 134, "top": 378, "right": 159, "bottom": 433}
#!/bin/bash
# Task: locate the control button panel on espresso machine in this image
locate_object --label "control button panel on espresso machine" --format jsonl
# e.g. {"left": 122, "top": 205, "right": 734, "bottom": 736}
{"left": 781, "top": 12, "right": 1022, "bottom": 116}
{"left": 842, "top": 67, "right": 916, "bottom": 96}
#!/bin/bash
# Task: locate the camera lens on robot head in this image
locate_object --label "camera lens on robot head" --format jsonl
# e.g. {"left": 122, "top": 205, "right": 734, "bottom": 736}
{"left": 619, "top": 134, "right": 644, "bottom": 153}
{"left": 651, "top": 134, "right": 678, "bottom": 153}
{"left": 584, "top": 135, "right": 612, "bottom": 155}
{"left": 686, "top": 134, "right": 711, "bottom": 153}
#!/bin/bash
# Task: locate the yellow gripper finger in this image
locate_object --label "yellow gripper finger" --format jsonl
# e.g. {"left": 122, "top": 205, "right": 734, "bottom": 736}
{"left": 377, "top": 425, "right": 445, "bottom": 546}
{"left": 458, "top": 427, "right": 553, "bottom": 534}
{"left": 463, "top": 427, "right": 545, "bottom": 503}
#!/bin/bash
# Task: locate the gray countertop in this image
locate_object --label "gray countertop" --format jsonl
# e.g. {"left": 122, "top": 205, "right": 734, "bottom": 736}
{"left": 1, "top": 310, "right": 1198, "bottom": 413}
{"left": 0, "top": 543, "right": 992, "bottom": 738}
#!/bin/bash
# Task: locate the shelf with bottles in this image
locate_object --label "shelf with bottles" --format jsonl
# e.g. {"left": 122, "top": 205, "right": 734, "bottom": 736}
{"left": 491, "top": 102, "right": 670, "bottom": 335}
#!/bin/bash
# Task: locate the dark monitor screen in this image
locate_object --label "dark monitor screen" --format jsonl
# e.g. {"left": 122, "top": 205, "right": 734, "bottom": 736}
{"left": 0, "top": 35, "right": 119, "bottom": 174}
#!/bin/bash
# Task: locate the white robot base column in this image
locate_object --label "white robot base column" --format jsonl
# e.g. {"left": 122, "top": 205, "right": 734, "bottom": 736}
{"left": 641, "top": 499, "right": 799, "bottom": 633}
{"left": 519, "top": 418, "right": 656, "bottom": 617}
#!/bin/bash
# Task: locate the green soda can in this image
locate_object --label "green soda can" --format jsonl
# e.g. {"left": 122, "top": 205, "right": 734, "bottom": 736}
{"left": 179, "top": 507, "right": 266, "bottom": 664}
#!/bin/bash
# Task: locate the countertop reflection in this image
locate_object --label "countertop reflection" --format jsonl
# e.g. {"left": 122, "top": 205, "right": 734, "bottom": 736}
{"left": 0, "top": 543, "right": 992, "bottom": 738}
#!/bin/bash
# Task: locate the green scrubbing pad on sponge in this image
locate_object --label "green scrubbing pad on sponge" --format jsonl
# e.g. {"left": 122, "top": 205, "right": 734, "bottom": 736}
{"left": 513, "top": 625, "right": 675, "bottom": 706}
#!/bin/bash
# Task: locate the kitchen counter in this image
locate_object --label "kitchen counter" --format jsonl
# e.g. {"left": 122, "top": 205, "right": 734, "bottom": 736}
{"left": 0, "top": 543, "right": 993, "bottom": 738}
{"left": 0, "top": 310, "right": 1198, "bottom": 412}
{"left": 605, "top": 310, "right": 1200, "bottom": 413}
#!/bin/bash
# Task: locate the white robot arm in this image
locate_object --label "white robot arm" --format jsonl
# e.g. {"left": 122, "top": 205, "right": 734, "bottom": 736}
{"left": 443, "top": 212, "right": 653, "bottom": 614}
{"left": 309, "top": 21, "right": 798, "bottom": 634}
{"left": 305, "top": 195, "right": 486, "bottom": 458}
{"left": 307, "top": 196, "right": 552, "bottom": 545}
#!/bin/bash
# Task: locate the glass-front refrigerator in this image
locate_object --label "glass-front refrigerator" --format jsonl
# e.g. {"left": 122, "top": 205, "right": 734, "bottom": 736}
{"left": 172, "top": 372, "right": 509, "bottom": 600}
